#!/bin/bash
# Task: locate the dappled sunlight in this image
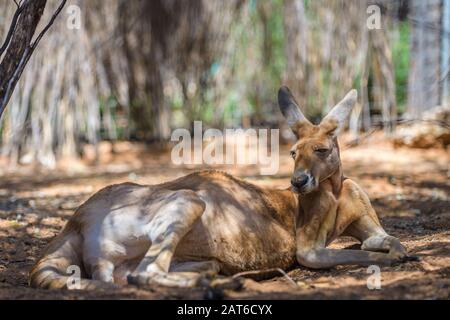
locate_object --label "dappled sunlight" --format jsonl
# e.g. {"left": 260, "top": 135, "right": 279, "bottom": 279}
{"left": 0, "top": 137, "right": 448, "bottom": 299}
{"left": 0, "top": 0, "right": 448, "bottom": 301}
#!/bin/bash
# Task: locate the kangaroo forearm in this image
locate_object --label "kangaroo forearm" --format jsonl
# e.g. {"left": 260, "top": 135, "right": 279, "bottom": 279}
{"left": 297, "top": 248, "right": 392, "bottom": 269}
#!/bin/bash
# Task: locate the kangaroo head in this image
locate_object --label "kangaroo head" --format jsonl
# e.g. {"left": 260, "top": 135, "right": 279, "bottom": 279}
{"left": 278, "top": 86, "right": 357, "bottom": 195}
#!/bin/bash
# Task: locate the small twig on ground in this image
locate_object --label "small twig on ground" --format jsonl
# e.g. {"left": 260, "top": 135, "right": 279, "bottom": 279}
{"left": 232, "top": 267, "right": 299, "bottom": 288}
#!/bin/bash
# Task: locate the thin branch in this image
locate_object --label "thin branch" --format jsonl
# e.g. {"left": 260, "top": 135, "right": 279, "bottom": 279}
{"left": 31, "top": 0, "right": 68, "bottom": 50}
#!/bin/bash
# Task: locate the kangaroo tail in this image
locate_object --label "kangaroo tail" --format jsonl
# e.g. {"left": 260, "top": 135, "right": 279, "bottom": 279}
{"left": 29, "top": 229, "right": 116, "bottom": 290}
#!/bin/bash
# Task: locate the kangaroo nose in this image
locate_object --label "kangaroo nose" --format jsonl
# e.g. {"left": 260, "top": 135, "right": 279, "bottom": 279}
{"left": 291, "top": 174, "right": 309, "bottom": 189}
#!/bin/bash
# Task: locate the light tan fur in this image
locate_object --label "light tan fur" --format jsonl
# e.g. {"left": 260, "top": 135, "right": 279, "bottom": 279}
{"left": 29, "top": 87, "right": 407, "bottom": 290}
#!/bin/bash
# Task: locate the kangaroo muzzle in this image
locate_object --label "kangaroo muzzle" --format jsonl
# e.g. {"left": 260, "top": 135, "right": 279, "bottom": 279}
{"left": 291, "top": 171, "right": 316, "bottom": 194}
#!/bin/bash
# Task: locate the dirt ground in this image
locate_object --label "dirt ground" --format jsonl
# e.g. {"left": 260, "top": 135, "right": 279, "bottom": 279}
{"left": 0, "top": 133, "right": 449, "bottom": 300}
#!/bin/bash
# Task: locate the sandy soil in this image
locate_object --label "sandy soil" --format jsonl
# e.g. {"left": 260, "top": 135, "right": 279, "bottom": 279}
{"left": 0, "top": 134, "right": 448, "bottom": 299}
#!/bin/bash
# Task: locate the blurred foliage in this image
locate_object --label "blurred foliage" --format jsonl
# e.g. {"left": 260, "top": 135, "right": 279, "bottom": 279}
{"left": 392, "top": 21, "right": 410, "bottom": 113}
{"left": 0, "top": 0, "right": 446, "bottom": 167}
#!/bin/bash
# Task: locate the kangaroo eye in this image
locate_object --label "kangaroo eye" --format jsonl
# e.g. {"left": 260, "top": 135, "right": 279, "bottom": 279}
{"left": 290, "top": 150, "right": 297, "bottom": 159}
{"left": 315, "top": 148, "right": 329, "bottom": 155}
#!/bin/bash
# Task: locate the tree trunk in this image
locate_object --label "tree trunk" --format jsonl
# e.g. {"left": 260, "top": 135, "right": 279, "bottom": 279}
{"left": 407, "top": 0, "right": 442, "bottom": 118}
{"left": 370, "top": 26, "right": 397, "bottom": 133}
{"left": 282, "top": 0, "right": 308, "bottom": 108}
{"left": 0, "top": 0, "right": 47, "bottom": 118}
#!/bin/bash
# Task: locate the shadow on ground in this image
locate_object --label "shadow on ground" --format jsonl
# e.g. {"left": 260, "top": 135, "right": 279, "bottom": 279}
{"left": 0, "top": 139, "right": 448, "bottom": 299}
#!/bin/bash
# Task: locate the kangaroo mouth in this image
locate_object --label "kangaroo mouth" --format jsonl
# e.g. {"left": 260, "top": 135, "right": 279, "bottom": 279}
{"left": 292, "top": 186, "right": 314, "bottom": 195}
{"left": 291, "top": 177, "right": 318, "bottom": 195}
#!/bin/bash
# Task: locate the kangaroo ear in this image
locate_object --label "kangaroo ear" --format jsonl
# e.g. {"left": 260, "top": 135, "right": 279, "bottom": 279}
{"left": 321, "top": 89, "right": 357, "bottom": 136}
{"left": 278, "top": 86, "right": 311, "bottom": 136}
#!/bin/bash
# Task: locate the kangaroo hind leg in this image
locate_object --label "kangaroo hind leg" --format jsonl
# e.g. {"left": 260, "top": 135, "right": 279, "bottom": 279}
{"left": 127, "top": 190, "right": 207, "bottom": 288}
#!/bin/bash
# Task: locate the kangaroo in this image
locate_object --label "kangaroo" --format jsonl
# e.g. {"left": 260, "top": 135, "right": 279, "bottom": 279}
{"left": 29, "top": 86, "right": 408, "bottom": 290}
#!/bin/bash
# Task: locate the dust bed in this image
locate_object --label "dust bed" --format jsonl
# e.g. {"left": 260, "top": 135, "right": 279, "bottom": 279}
{"left": 0, "top": 135, "right": 448, "bottom": 300}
